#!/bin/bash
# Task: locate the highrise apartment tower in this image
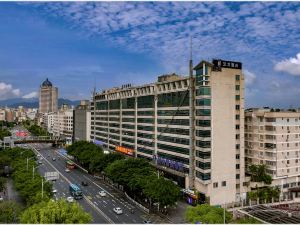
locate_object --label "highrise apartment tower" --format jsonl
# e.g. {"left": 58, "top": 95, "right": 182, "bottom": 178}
{"left": 39, "top": 78, "right": 58, "bottom": 113}
{"left": 90, "top": 59, "right": 246, "bottom": 205}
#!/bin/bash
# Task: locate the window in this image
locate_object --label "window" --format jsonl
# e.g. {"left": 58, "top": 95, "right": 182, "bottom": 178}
{"left": 236, "top": 144, "right": 240, "bottom": 149}
{"left": 236, "top": 95, "right": 240, "bottom": 100}
{"left": 122, "top": 98, "right": 135, "bottom": 109}
{"left": 236, "top": 154, "right": 240, "bottom": 159}
{"left": 236, "top": 105, "right": 240, "bottom": 110}
{"left": 109, "top": 99, "right": 120, "bottom": 110}
{"left": 196, "top": 87, "right": 211, "bottom": 96}
{"left": 236, "top": 134, "right": 240, "bottom": 139}
{"left": 222, "top": 181, "right": 226, "bottom": 187}
{"left": 236, "top": 174, "right": 240, "bottom": 179}
{"left": 137, "top": 96, "right": 154, "bottom": 108}
{"left": 158, "top": 91, "right": 189, "bottom": 107}
{"left": 213, "top": 182, "right": 218, "bottom": 188}
{"left": 196, "top": 130, "right": 211, "bottom": 137}
{"left": 196, "top": 98, "right": 211, "bottom": 106}
{"left": 235, "top": 85, "right": 240, "bottom": 91}
{"left": 196, "top": 120, "right": 211, "bottom": 127}
{"left": 236, "top": 164, "right": 240, "bottom": 169}
{"left": 236, "top": 75, "right": 240, "bottom": 81}
{"left": 236, "top": 125, "right": 240, "bottom": 130}
{"left": 236, "top": 115, "right": 240, "bottom": 120}
{"left": 196, "top": 109, "right": 211, "bottom": 116}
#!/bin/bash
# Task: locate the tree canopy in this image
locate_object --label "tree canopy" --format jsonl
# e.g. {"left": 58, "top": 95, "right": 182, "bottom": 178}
{"left": 20, "top": 199, "right": 92, "bottom": 224}
{"left": 185, "top": 204, "right": 233, "bottom": 224}
{"left": 0, "top": 201, "right": 23, "bottom": 223}
{"left": 248, "top": 164, "right": 272, "bottom": 184}
{"left": 27, "top": 124, "right": 48, "bottom": 136}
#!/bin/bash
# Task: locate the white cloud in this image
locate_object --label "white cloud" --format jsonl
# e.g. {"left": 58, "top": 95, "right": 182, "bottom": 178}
{"left": 22, "top": 91, "right": 38, "bottom": 99}
{"left": 32, "top": 2, "right": 300, "bottom": 74}
{"left": 0, "top": 82, "right": 21, "bottom": 100}
{"left": 244, "top": 70, "right": 257, "bottom": 87}
{"left": 274, "top": 53, "right": 300, "bottom": 76}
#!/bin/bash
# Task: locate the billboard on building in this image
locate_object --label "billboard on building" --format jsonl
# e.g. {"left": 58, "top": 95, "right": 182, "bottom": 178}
{"left": 115, "top": 146, "right": 134, "bottom": 156}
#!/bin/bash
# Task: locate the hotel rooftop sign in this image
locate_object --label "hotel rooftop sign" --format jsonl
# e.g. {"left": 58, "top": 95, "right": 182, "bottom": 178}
{"left": 212, "top": 59, "right": 242, "bottom": 70}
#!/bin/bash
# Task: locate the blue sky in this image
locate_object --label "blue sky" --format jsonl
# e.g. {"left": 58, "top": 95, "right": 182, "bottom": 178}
{"left": 0, "top": 2, "right": 300, "bottom": 108}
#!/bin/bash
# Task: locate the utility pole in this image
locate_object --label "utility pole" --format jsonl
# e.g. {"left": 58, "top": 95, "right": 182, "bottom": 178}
{"left": 32, "top": 166, "right": 35, "bottom": 180}
{"left": 42, "top": 178, "right": 44, "bottom": 199}
{"left": 188, "top": 36, "right": 195, "bottom": 190}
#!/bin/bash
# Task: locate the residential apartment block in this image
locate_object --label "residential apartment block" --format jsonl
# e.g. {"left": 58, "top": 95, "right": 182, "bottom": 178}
{"left": 42, "top": 112, "right": 55, "bottom": 135}
{"left": 52, "top": 104, "right": 73, "bottom": 145}
{"left": 245, "top": 108, "right": 300, "bottom": 200}
{"left": 90, "top": 59, "right": 246, "bottom": 205}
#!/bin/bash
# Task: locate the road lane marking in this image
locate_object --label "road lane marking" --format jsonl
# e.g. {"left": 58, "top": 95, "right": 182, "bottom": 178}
{"left": 133, "top": 219, "right": 136, "bottom": 223}
{"left": 82, "top": 175, "right": 114, "bottom": 198}
{"left": 30, "top": 145, "right": 114, "bottom": 224}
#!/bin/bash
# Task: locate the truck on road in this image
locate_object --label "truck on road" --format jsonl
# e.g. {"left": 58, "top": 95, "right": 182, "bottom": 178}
{"left": 69, "top": 183, "right": 83, "bottom": 200}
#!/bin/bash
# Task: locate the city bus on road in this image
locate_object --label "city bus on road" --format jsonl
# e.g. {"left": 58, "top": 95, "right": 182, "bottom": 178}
{"left": 66, "top": 160, "right": 75, "bottom": 170}
{"left": 69, "top": 183, "right": 83, "bottom": 199}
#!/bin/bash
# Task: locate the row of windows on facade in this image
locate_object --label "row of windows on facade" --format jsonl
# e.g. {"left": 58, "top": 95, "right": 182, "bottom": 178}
{"left": 91, "top": 135, "right": 212, "bottom": 162}
{"left": 95, "top": 93, "right": 241, "bottom": 110}
{"left": 245, "top": 133, "right": 300, "bottom": 139}
{"left": 246, "top": 117, "right": 300, "bottom": 123}
{"left": 245, "top": 125, "right": 300, "bottom": 131}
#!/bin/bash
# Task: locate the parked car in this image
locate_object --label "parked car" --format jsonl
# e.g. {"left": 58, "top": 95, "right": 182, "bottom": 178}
{"left": 52, "top": 157, "right": 56, "bottom": 161}
{"left": 81, "top": 181, "right": 88, "bottom": 186}
{"left": 66, "top": 196, "right": 74, "bottom": 203}
{"left": 113, "top": 207, "right": 123, "bottom": 215}
{"left": 65, "top": 168, "right": 70, "bottom": 173}
{"left": 99, "top": 191, "right": 106, "bottom": 197}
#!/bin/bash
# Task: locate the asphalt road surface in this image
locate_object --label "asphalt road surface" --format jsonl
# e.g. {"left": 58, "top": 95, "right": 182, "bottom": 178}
{"left": 27, "top": 143, "right": 148, "bottom": 224}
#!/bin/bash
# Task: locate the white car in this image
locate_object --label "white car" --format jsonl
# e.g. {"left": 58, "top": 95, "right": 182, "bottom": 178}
{"left": 52, "top": 189, "right": 57, "bottom": 194}
{"left": 113, "top": 207, "right": 123, "bottom": 215}
{"left": 0, "top": 196, "right": 3, "bottom": 201}
{"left": 66, "top": 196, "right": 74, "bottom": 203}
{"left": 65, "top": 168, "right": 70, "bottom": 173}
{"left": 99, "top": 191, "right": 106, "bottom": 197}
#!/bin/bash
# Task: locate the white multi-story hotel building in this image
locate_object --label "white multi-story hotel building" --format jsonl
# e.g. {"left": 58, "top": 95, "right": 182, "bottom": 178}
{"left": 245, "top": 108, "right": 300, "bottom": 200}
{"left": 90, "top": 59, "right": 246, "bottom": 205}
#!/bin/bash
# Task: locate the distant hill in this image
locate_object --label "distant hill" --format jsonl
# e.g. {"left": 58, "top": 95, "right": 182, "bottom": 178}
{"left": 0, "top": 98, "right": 81, "bottom": 108}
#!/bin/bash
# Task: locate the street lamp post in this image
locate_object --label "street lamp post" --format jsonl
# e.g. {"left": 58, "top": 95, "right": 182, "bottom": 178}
{"left": 26, "top": 156, "right": 35, "bottom": 171}
{"left": 32, "top": 164, "right": 42, "bottom": 180}
{"left": 42, "top": 178, "right": 44, "bottom": 199}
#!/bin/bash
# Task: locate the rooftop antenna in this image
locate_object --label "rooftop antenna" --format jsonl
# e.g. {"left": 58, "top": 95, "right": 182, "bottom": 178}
{"left": 188, "top": 35, "right": 195, "bottom": 190}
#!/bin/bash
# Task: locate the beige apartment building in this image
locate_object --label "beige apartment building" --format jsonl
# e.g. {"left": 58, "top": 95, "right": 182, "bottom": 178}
{"left": 245, "top": 108, "right": 300, "bottom": 200}
{"left": 52, "top": 104, "right": 73, "bottom": 145}
{"left": 39, "top": 78, "right": 58, "bottom": 113}
{"left": 90, "top": 59, "right": 246, "bottom": 205}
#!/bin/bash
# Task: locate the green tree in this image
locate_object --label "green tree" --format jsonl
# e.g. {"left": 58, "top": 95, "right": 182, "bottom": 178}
{"left": 143, "top": 175, "right": 180, "bottom": 208}
{"left": 0, "top": 128, "right": 11, "bottom": 140}
{"left": 0, "top": 201, "right": 23, "bottom": 223}
{"left": 185, "top": 204, "right": 232, "bottom": 224}
{"left": 20, "top": 199, "right": 92, "bottom": 224}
